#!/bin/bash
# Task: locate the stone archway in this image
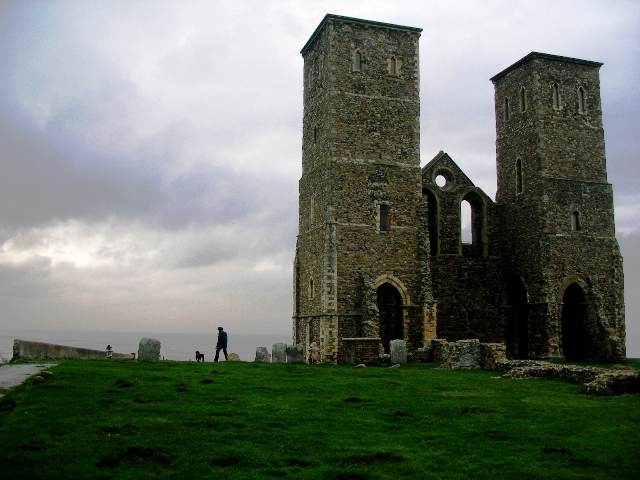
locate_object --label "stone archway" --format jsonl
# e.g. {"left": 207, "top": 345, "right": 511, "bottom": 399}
{"left": 561, "top": 283, "right": 588, "bottom": 361}
{"left": 377, "top": 283, "right": 403, "bottom": 354}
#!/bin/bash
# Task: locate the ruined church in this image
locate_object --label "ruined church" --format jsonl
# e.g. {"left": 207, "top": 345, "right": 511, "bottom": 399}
{"left": 292, "top": 14, "right": 625, "bottom": 363}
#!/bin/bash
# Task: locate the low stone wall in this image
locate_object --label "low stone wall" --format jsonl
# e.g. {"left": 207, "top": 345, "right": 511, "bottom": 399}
{"left": 581, "top": 369, "right": 640, "bottom": 396}
{"left": 340, "top": 338, "right": 380, "bottom": 365}
{"left": 501, "top": 361, "right": 640, "bottom": 396}
{"left": 418, "top": 338, "right": 507, "bottom": 370}
{"left": 12, "top": 339, "right": 132, "bottom": 361}
{"left": 502, "top": 362, "right": 605, "bottom": 383}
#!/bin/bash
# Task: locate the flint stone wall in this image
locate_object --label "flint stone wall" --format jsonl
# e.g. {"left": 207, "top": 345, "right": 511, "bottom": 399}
{"left": 419, "top": 338, "right": 506, "bottom": 370}
{"left": 502, "top": 363, "right": 605, "bottom": 383}
{"left": 339, "top": 338, "right": 380, "bottom": 365}
{"left": 293, "top": 17, "right": 625, "bottom": 365}
{"left": 581, "top": 370, "right": 640, "bottom": 396}
{"left": 12, "top": 339, "right": 131, "bottom": 361}
{"left": 501, "top": 361, "right": 639, "bottom": 396}
{"left": 138, "top": 338, "right": 161, "bottom": 363}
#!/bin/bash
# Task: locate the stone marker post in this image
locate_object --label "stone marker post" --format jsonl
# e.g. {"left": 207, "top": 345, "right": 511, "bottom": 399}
{"left": 286, "top": 344, "right": 304, "bottom": 363}
{"left": 255, "top": 347, "right": 271, "bottom": 363}
{"left": 272, "top": 343, "right": 287, "bottom": 363}
{"left": 138, "top": 338, "right": 161, "bottom": 362}
{"left": 390, "top": 339, "right": 407, "bottom": 364}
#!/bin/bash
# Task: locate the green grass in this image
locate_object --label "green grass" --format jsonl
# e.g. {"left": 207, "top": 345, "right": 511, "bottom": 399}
{"left": 0, "top": 360, "right": 638, "bottom": 479}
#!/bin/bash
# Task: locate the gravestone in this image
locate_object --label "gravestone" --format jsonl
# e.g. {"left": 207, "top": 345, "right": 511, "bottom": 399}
{"left": 138, "top": 338, "right": 161, "bottom": 363}
{"left": 227, "top": 353, "right": 240, "bottom": 362}
{"left": 390, "top": 339, "right": 407, "bottom": 364}
{"left": 272, "top": 343, "right": 287, "bottom": 363}
{"left": 286, "top": 344, "right": 304, "bottom": 363}
{"left": 255, "top": 347, "right": 271, "bottom": 363}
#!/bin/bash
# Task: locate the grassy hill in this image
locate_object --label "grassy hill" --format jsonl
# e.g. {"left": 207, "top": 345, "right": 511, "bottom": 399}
{"left": 0, "top": 359, "right": 638, "bottom": 479}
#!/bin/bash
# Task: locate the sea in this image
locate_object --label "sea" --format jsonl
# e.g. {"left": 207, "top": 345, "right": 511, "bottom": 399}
{"left": 0, "top": 329, "right": 291, "bottom": 363}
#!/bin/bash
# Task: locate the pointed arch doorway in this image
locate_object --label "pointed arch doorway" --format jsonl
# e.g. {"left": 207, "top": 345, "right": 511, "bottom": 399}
{"left": 377, "top": 283, "right": 403, "bottom": 354}
{"left": 561, "top": 283, "right": 588, "bottom": 361}
{"left": 506, "top": 275, "right": 528, "bottom": 359}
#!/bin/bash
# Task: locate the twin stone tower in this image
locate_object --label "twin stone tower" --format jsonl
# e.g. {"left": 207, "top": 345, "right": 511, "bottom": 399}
{"left": 292, "top": 14, "right": 625, "bottom": 364}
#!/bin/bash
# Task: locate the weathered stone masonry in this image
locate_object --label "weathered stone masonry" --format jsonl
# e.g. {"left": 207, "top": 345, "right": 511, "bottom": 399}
{"left": 293, "top": 15, "right": 625, "bottom": 364}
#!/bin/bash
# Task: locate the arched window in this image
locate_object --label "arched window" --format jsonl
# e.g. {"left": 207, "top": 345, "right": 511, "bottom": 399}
{"left": 423, "top": 188, "right": 439, "bottom": 255}
{"left": 354, "top": 50, "right": 362, "bottom": 71}
{"left": 461, "top": 192, "right": 485, "bottom": 257}
{"left": 504, "top": 98, "right": 510, "bottom": 121}
{"left": 389, "top": 56, "right": 397, "bottom": 75}
{"left": 578, "top": 87, "right": 586, "bottom": 114}
{"left": 516, "top": 158, "right": 523, "bottom": 194}
{"left": 461, "top": 200, "right": 472, "bottom": 244}
{"left": 571, "top": 211, "right": 581, "bottom": 231}
{"left": 553, "top": 83, "right": 561, "bottom": 109}
{"left": 309, "top": 277, "right": 314, "bottom": 300}
{"left": 520, "top": 87, "right": 527, "bottom": 112}
{"left": 379, "top": 204, "right": 389, "bottom": 232}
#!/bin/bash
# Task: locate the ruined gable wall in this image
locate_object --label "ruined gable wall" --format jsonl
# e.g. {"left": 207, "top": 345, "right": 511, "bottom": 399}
{"left": 421, "top": 161, "right": 505, "bottom": 344}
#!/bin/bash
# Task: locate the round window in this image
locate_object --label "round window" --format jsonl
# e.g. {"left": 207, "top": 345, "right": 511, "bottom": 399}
{"left": 435, "top": 175, "right": 448, "bottom": 188}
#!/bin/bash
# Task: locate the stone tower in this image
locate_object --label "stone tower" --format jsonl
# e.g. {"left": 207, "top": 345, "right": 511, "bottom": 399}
{"left": 491, "top": 53, "right": 625, "bottom": 361}
{"left": 293, "top": 15, "right": 435, "bottom": 362}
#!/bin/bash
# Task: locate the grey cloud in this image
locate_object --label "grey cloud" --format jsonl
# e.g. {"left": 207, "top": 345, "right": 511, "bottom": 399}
{"left": 0, "top": 255, "right": 52, "bottom": 298}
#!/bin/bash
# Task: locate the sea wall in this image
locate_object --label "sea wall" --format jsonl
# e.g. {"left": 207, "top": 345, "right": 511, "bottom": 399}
{"left": 12, "top": 339, "right": 132, "bottom": 361}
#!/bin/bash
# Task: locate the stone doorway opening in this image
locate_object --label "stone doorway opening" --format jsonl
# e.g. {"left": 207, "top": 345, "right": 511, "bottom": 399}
{"left": 561, "top": 283, "right": 588, "bottom": 361}
{"left": 506, "top": 275, "right": 528, "bottom": 359}
{"left": 377, "top": 283, "right": 403, "bottom": 354}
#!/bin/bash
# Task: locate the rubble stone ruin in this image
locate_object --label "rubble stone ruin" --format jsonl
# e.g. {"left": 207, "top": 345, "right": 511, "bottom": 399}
{"left": 292, "top": 14, "right": 625, "bottom": 364}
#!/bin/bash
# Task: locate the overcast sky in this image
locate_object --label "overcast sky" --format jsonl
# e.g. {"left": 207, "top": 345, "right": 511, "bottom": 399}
{"left": 0, "top": 1, "right": 638, "bottom": 352}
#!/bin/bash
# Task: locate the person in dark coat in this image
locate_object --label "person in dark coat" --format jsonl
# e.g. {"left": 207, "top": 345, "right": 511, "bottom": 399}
{"left": 214, "top": 327, "right": 228, "bottom": 362}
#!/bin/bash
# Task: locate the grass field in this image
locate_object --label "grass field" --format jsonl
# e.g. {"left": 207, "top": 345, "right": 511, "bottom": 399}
{"left": 0, "top": 359, "right": 639, "bottom": 479}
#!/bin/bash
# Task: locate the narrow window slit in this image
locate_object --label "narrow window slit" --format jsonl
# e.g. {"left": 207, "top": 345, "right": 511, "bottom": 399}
{"left": 571, "top": 211, "right": 581, "bottom": 231}
{"left": 553, "top": 84, "right": 560, "bottom": 109}
{"left": 379, "top": 204, "right": 389, "bottom": 232}
{"left": 578, "top": 87, "right": 585, "bottom": 114}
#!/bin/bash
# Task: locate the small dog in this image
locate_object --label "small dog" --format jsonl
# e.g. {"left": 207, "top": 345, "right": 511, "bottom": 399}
{"left": 195, "top": 351, "right": 204, "bottom": 362}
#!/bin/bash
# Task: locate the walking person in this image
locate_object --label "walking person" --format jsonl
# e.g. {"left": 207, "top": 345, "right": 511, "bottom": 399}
{"left": 106, "top": 345, "right": 113, "bottom": 359}
{"left": 214, "top": 327, "right": 228, "bottom": 362}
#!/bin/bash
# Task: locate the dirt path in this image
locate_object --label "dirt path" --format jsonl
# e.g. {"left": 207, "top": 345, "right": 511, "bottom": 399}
{"left": 0, "top": 363, "right": 57, "bottom": 397}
